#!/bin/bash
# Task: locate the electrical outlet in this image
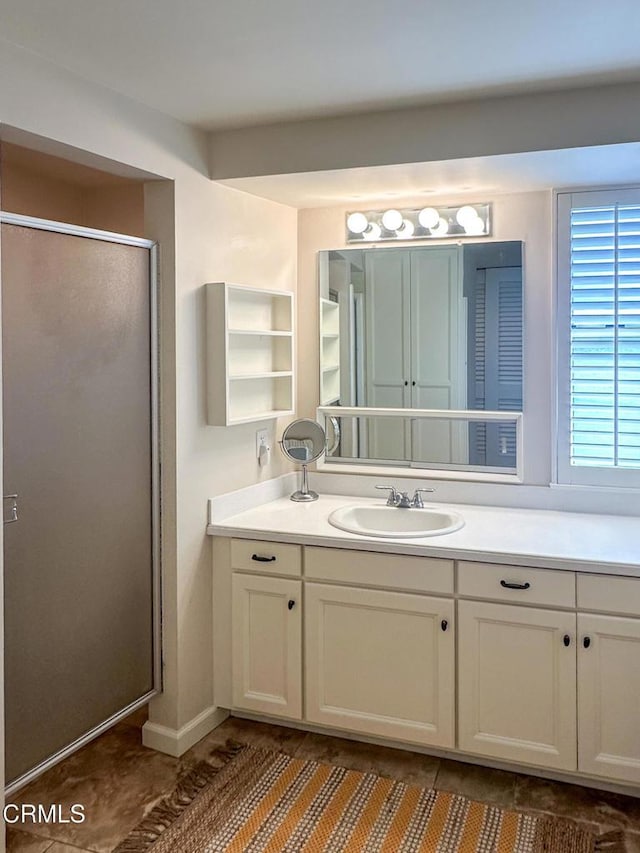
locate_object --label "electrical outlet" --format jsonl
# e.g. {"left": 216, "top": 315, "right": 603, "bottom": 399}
{"left": 256, "top": 428, "right": 269, "bottom": 459}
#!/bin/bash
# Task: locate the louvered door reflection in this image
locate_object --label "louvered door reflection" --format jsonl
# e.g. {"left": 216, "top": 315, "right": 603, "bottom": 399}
{"left": 484, "top": 266, "right": 523, "bottom": 467}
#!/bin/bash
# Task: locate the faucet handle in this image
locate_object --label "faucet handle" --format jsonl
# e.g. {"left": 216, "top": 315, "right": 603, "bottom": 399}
{"left": 375, "top": 485, "right": 399, "bottom": 506}
{"left": 411, "top": 488, "right": 435, "bottom": 508}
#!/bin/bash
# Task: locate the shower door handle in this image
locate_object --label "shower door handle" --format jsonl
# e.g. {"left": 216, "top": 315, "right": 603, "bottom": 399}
{"left": 3, "top": 494, "right": 18, "bottom": 524}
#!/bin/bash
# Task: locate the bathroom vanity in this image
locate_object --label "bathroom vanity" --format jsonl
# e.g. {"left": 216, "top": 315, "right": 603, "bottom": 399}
{"left": 209, "top": 492, "right": 640, "bottom": 794}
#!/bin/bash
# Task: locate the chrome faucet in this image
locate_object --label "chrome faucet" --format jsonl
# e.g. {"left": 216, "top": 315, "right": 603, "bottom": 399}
{"left": 375, "top": 485, "right": 400, "bottom": 506}
{"left": 410, "top": 488, "right": 435, "bottom": 508}
{"left": 375, "top": 485, "right": 435, "bottom": 508}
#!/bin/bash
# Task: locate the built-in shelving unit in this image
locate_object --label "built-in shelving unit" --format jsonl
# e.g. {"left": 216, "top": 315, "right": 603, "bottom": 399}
{"left": 206, "top": 283, "right": 295, "bottom": 425}
{"left": 320, "top": 298, "right": 340, "bottom": 405}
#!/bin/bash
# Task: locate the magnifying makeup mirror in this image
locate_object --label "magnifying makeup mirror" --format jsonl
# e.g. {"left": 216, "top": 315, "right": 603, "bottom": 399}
{"left": 280, "top": 418, "right": 327, "bottom": 502}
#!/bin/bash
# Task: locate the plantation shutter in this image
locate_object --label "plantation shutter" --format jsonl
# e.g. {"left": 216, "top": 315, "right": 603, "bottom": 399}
{"left": 570, "top": 204, "right": 640, "bottom": 469}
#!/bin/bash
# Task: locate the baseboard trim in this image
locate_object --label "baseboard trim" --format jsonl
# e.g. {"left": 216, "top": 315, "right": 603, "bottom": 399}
{"left": 142, "top": 706, "right": 229, "bottom": 757}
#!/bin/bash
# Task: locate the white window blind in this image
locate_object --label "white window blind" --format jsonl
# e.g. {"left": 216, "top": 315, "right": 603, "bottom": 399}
{"left": 569, "top": 203, "right": 640, "bottom": 470}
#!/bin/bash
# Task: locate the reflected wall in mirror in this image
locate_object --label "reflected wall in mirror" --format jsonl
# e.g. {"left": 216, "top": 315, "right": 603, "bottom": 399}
{"left": 318, "top": 242, "right": 523, "bottom": 471}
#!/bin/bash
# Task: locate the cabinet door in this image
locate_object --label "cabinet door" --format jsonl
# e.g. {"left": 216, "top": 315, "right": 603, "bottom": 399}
{"left": 363, "top": 250, "right": 412, "bottom": 460}
{"left": 232, "top": 574, "right": 301, "bottom": 719}
{"left": 458, "top": 600, "right": 577, "bottom": 770}
{"left": 305, "top": 583, "right": 454, "bottom": 746}
{"left": 578, "top": 613, "right": 640, "bottom": 783}
{"left": 410, "top": 246, "right": 466, "bottom": 465}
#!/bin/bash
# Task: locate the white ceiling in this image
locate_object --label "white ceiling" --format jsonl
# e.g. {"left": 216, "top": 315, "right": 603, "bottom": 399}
{"left": 1, "top": 0, "right": 640, "bottom": 130}
{"left": 221, "top": 144, "right": 640, "bottom": 208}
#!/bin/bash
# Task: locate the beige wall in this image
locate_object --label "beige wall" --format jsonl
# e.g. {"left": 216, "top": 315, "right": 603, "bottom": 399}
{"left": 1, "top": 157, "right": 146, "bottom": 237}
{"left": 83, "top": 185, "right": 145, "bottom": 236}
{"left": 172, "top": 174, "right": 296, "bottom": 727}
{"left": 1, "top": 160, "right": 84, "bottom": 223}
{"left": 0, "top": 41, "right": 297, "bottom": 745}
{"left": 298, "top": 191, "right": 552, "bottom": 485}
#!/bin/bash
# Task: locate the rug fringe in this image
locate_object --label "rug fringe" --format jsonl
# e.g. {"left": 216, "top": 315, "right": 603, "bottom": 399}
{"left": 594, "top": 829, "right": 628, "bottom": 853}
{"left": 533, "top": 816, "right": 595, "bottom": 853}
{"left": 112, "top": 739, "right": 246, "bottom": 853}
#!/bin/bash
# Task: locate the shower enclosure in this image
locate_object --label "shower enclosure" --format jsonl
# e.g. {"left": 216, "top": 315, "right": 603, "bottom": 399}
{"left": 1, "top": 213, "right": 161, "bottom": 791}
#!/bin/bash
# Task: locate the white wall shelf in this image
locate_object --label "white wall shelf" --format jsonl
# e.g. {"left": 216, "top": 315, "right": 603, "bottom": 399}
{"left": 228, "top": 329, "right": 293, "bottom": 337}
{"left": 229, "top": 371, "right": 293, "bottom": 381}
{"left": 206, "top": 283, "right": 295, "bottom": 425}
{"left": 319, "top": 298, "right": 340, "bottom": 406}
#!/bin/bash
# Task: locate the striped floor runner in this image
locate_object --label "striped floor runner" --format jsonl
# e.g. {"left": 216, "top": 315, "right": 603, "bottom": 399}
{"left": 115, "top": 743, "right": 597, "bottom": 853}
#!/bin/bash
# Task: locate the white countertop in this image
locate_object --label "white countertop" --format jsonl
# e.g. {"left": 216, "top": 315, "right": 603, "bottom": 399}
{"left": 207, "top": 493, "right": 640, "bottom": 576}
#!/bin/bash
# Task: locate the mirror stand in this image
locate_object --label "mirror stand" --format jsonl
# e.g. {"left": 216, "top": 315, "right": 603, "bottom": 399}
{"left": 291, "top": 463, "right": 318, "bottom": 502}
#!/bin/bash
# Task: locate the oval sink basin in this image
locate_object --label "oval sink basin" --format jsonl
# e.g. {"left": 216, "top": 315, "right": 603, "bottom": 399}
{"left": 328, "top": 505, "right": 464, "bottom": 538}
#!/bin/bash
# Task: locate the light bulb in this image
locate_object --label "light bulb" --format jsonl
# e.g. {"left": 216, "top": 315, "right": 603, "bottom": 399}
{"left": 463, "top": 216, "right": 485, "bottom": 236}
{"left": 396, "top": 218, "right": 415, "bottom": 238}
{"left": 346, "top": 212, "right": 369, "bottom": 234}
{"left": 431, "top": 217, "right": 450, "bottom": 237}
{"left": 455, "top": 205, "right": 478, "bottom": 228}
{"left": 381, "top": 208, "right": 403, "bottom": 231}
{"left": 363, "top": 222, "right": 382, "bottom": 241}
{"left": 418, "top": 207, "right": 440, "bottom": 229}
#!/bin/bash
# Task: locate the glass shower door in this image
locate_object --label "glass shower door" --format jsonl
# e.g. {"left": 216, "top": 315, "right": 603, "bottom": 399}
{"left": 1, "top": 217, "right": 160, "bottom": 787}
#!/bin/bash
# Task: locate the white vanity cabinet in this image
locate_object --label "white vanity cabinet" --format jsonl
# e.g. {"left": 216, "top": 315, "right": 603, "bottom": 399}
{"left": 229, "top": 539, "right": 303, "bottom": 720}
{"left": 231, "top": 573, "right": 302, "bottom": 719}
{"left": 457, "top": 565, "right": 640, "bottom": 784}
{"left": 457, "top": 560, "right": 578, "bottom": 770}
{"left": 457, "top": 600, "right": 577, "bottom": 771}
{"left": 577, "top": 613, "right": 640, "bottom": 783}
{"left": 305, "top": 583, "right": 455, "bottom": 747}
{"left": 576, "top": 574, "right": 640, "bottom": 784}
{"left": 216, "top": 534, "right": 640, "bottom": 791}
{"left": 303, "top": 546, "right": 456, "bottom": 747}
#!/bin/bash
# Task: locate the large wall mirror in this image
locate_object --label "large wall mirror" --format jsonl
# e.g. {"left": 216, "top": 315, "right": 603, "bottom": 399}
{"left": 318, "top": 241, "right": 523, "bottom": 474}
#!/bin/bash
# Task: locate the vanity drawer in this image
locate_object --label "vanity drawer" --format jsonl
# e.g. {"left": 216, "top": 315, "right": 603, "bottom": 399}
{"left": 578, "top": 573, "right": 640, "bottom": 616}
{"left": 457, "top": 561, "right": 575, "bottom": 608}
{"left": 231, "top": 539, "right": 302, "bottom": 577}
{"left": 304, "top": 546, "right": 453, "bottom": 595}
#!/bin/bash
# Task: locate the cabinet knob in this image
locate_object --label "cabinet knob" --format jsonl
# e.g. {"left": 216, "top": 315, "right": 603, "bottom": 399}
{"left": 288, "top": 599, "right": 296, "bottom": 610}
{"left": 563, "top": 634, "right": 571, "bottom": 647}
{"left": 441, "top": 619, "right": 448, "bottom": 632}
{"left": 583, "top": 636, "right": 591, "bottom": 649}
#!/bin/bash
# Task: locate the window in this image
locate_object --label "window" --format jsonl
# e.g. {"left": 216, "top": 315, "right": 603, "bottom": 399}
{"left": 556, "top": 189, "right": 640, "bottom": 487}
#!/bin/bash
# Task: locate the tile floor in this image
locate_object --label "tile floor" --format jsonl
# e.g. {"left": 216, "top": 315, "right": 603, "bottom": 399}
{"left": 6, "top": 712, "right": 640, "bottom": 852}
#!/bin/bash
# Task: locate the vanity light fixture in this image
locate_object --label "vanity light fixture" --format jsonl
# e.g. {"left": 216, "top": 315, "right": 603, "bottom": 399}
{"left": 417, "top": 207, "right": 440, "bottom": 229}
{"left": 381, "top": 208, "right": 403, "bottom": 231}
{"left": 346, "top": 202, "right": 492, "bottom": 243}
{"left": 346, "top": 211, "right": 369, "bottom": 234}
{"left": 396, "top": 218, "right": 415, "bottom": 238}
{"left": 362, "top": 222, "right": 382, "bottom": 241}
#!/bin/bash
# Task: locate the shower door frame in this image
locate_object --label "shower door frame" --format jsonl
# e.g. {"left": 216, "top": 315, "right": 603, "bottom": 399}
{"left": 0, "top": 211, "right": 162, "bottom": 795}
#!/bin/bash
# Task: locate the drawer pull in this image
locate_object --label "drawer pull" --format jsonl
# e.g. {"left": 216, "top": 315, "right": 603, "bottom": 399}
{"left": 563, "top": 634, "right": 571, "bottom": 647}
{"left": 252, "top": 554, "right": 276, "bottom": 563}
{"left": 288, "top": 599, "right": 296, "bottom": 610}
{"left": 583, "top": 636, "right": 591, "bottom": 649}
{"left": 441, "top": 619, "right": 448, "bottom": 632}
{"left": 500, "top": 580, "right": 531, "bottom": 591}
